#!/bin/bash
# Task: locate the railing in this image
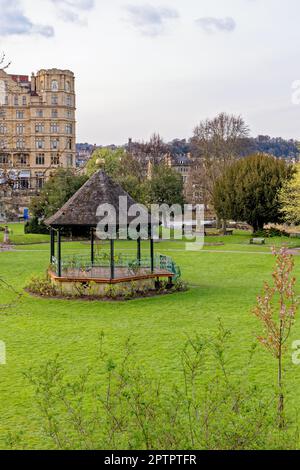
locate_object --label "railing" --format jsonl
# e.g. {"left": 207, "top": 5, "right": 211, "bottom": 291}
{"left": 51, "top": 253, "right": 181, "bottom": 280}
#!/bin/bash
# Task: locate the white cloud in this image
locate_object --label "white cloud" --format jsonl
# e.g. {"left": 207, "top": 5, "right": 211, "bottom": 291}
{"left": 50, "top": 0, "right": 95, "bottom": 24}
{"left": 0, "top": 0, "right": 54, "bottom": 37}
{"left": 195, "top": 17, "right": 236, "bottom": 34}
{"left": 124, "top": 4, "right": 179, "bottom": 36}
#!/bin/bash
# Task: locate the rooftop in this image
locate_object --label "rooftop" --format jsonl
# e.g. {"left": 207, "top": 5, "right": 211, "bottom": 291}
{"left": 45, "top": 170, "right": 151, "bottom": 228}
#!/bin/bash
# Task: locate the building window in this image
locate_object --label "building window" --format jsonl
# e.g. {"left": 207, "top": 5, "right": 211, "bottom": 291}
{"left": 0, "top": 124, "right": 6, "bottom": 134}
{"left": 16, "top": 124, "right": 25, "bottom": 134}
{"left": 51, "top": 138, "right": 59, "bottom": 150}
{"left": 66, "top": 155, "right": 73, "bottom": 167}
{"left": 51, "top": 95, "right": 58, "bottom": 105}
{"left": 36, "top": 138, "right": 45, "bottom": 150}
{"left": 16, "top": 110, "right": 24, "bottom": 119}
{"left": 0, "top": 155, "right": 8, "bottom": 164}
{"left": 66, "top": 110, "right": 72, "bottom": 118}
{"left": 51, "top": 80, "right": 59, "bottom": 91}
{"left": 65, "top": 81, "right": 71, "bottom": 92}
{"left": 22, "top": 96, "right": 27, "bottom": 106}
{"left": 51, "top": 109, "right": 58, "bottom": 118}
{"left": 36, "top": 154, "right": 45, "bottom": 165}
{"left": 14, "top": 95, "right": 19, "bottom": 106}
{"left": 19, "top": 178, "right": 30, "bottom": 189}
{"left": 66, "top": 95, "right": 72, "bottom": 107}
{"left": 67, "top": 138, "right": 72, "bottom": 150}
{"left": 36, "top": 110, "right": 43, "bottom": 118}
{"left": 50, "top": 122, "right": 60, "bottom": 133}
{"left": 16, "top": 139, "right": 25, "bottom": 149}
{"left": 36, "top": 173, "right": 45, "bottom": 189}
{"left": 51, "top": 154, "right": 60, "bottom": 165}
{"left": 18, "top": 154, "right": 27, "bottom": 165}
{"left": 35, "top": 122, "right": 45, "bottom": 133}
{"left": 0, "top": 140, "right": 7, "bottom": 149}
{"left": 65, "top": 123, "right": 72, "bottom": 134}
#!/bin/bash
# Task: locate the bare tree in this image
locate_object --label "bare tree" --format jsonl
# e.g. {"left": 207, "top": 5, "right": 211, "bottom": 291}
{"left": 128, "top": 133, "right": 169, "bottom": 168}
{"left": 187, "top": 113, "right": 250, "bottom": 221}
{"left": 0, "top": 52, "right": 11, "bottom": 72}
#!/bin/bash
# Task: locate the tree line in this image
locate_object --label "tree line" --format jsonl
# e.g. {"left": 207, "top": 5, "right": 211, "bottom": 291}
{"left": 27, "top": 112, "right": 300, "bottom": 234}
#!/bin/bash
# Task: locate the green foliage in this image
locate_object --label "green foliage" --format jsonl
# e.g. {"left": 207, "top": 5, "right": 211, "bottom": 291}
{"left": 148, "top": 164, "right": 185, "bottom": 206}
{"left": 24, "top": 328, "right": 297, "bottom": 450}
{"left": 86, "top": 147, "right": 149, "bottom": 203}
{"left": 279, "top": 164, "right": 300, "bottom": 225}
{"left": 24, "top": 217, "right": 49, "bottom": 235}
{"left": 213, "top": 154, "right": 294, "bottom": 232}
{"left": 87, "top": 148, "right": 184, "bottom": 206}
{"left": 26, "top": 276, "right": 58, "bottom": 298}
{"left": 85, "top": 147, "right": 126, "bottom": 178}
{"left": 253, "top": 227, "right": 289, "bottom": 238}
{"left": 30, "top": 168, "right": 88, "bottom": 221}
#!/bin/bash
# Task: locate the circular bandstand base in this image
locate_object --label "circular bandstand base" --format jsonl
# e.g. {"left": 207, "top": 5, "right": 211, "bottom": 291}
{"left": 48, "top": 268, "right": 174, "bottom": 298}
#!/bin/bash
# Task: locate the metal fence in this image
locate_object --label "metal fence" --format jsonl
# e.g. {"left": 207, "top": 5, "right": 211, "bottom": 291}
{"left": 51, "top": 253, "right": 181, "bottom": 280}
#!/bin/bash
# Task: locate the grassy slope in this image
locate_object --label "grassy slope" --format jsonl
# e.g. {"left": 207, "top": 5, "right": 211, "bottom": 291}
{"left": 1, "top": 228, "right": 300, "bottom": 448}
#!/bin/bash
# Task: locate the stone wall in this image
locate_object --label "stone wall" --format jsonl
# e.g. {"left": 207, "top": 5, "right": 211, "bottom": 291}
{"left": 0, "top": 189, "right": 34, "bottom": 221}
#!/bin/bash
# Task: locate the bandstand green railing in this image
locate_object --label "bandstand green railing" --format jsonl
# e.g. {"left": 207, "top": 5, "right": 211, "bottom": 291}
{"left": 51, "top": 252, "right": 181, "bottom": 281}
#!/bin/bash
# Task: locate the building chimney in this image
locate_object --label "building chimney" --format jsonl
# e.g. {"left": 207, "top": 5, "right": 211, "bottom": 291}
{"left": 31, "top": 73, "right": 36, "bottom": 93}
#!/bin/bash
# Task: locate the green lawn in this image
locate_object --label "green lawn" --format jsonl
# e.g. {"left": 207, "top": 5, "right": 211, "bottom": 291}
{"left": 1, "top": 227, "right": 300, "bottom": 448}
{"left": 1, "top": 223, "right": 50, "bottom": 245}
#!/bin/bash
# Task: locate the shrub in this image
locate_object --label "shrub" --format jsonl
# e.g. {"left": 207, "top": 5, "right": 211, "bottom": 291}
{"left": 24, "top": 217, "right": 49, "bottom": 235}
{"left": 253, "top": 227, "right": 289, "bottom": 238}
{"left": 24, "top": 326, "right": 298, "bottom": 450}
{"left": 26, "top": 276, "right": 58, "bottom": 297}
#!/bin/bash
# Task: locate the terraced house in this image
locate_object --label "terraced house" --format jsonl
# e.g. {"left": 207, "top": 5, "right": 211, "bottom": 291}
{"left": 0, "top": 68, "right": 76, "bottom": 192}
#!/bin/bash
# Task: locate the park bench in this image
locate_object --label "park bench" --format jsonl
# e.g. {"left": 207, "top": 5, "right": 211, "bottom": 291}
{"left": 250, "top": 238, "right": 265, "bottom": 245}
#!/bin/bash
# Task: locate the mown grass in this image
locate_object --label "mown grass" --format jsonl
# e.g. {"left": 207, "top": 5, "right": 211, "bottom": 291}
{"left": 0, "top": 223, "right": 49, "bottom": 245}
{"left": 1, "top": 227, "right": 300, "bottom": 448}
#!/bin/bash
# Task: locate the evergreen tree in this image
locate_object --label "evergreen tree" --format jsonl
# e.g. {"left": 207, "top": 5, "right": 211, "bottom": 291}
{"left": 30, "top": 168, "right": 88, "bottom": 220}
{"left": 149, "top": 164, "right": 185, "bottom": 206}
{"left": 213, "top": 154, "right": 294, "bottom": 232}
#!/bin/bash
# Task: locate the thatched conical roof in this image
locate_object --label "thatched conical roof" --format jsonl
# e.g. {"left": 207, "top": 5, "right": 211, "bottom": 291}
{"left": 45, "top": 170, "right": 150, "bottom": 228}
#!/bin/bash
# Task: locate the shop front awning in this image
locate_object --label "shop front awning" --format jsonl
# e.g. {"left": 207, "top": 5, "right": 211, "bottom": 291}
{"left": 19, "top": 170, "right": 31, "bottom": 178}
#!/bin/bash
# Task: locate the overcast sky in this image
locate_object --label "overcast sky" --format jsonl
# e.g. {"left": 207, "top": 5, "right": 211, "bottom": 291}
{"left": 1, "top": 0, "right": 300, "bottom": 144}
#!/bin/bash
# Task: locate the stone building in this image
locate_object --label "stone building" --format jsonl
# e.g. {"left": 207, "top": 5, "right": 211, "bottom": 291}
{"left": 0, "top": 68, "right": 76, "bottom": 219}
{"left": 164, "top": 152, "right": 192, "bottom": 185}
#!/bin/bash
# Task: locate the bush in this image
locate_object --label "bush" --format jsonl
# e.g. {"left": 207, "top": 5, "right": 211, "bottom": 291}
{"left": 26, "top": 276, "right": 58, "bottom": 297}
{"left": 25, "top": 217, "right": 49, "bottom": 235}
{"left": 253, "top": 227, "right": 289, "bottom": 238}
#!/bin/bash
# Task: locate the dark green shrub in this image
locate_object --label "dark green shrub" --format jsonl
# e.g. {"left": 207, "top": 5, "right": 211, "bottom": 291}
{"left": 25, "top": 217, "right": 49, "bottom": 235}
{"left": 253, "top": 227, "right": 289, "bottom": 238}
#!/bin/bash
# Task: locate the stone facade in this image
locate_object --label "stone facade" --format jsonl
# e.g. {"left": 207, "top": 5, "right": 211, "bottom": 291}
{"left": 0, "top": 68, "right": 76, "bottom": 217}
